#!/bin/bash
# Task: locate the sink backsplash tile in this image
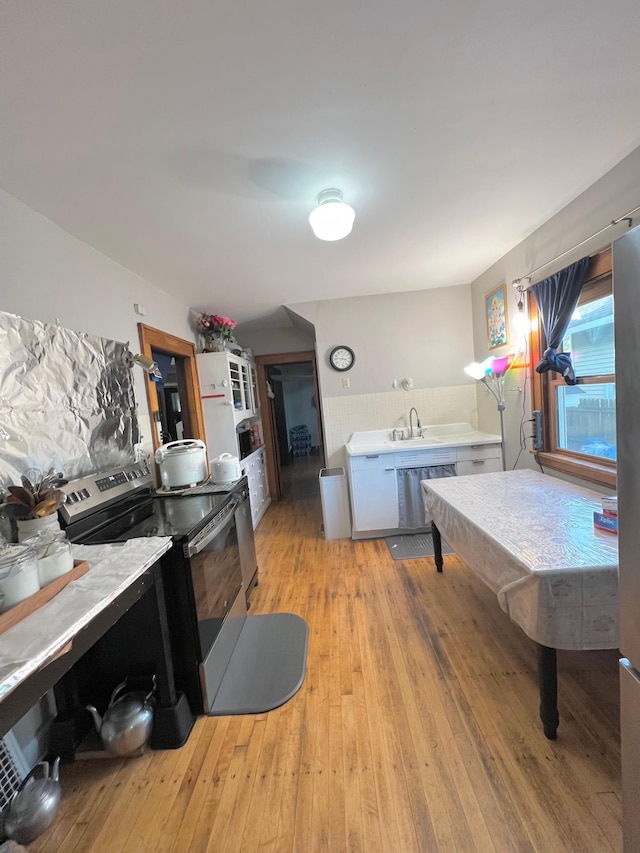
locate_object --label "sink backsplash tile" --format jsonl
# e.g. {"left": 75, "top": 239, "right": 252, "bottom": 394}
{"left": 322, "top": 385, "right": 478, "bottom": 468}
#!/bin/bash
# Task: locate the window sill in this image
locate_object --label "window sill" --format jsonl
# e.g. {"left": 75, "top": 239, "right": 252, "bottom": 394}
{"left": 533, "top": 451, "right": 616, "bottom": 490}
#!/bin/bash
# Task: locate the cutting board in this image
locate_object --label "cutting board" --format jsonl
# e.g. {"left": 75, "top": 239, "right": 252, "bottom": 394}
{"left": 0, "top": 559, "right": 89, "bottom": 635}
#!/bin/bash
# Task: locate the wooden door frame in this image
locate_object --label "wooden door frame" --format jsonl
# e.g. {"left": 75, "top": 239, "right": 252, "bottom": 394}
{"left": 137, "top": 324, "right": 205, "bottom": 453}
{"left": 255, "top": 350, "right": 324, "bottom": 501}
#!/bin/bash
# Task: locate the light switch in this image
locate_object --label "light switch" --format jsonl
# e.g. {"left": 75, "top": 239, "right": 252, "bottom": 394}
{"left": 134, "top": 303, "right": 146, "bottom": 316}
{"left": 342, "top": 377, "right": 350, "bottom": 389}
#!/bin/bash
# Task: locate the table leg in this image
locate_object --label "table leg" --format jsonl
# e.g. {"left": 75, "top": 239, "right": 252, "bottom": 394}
{"left": 431, "top": 521, "right": 443, "bottom": 572}
{"left": 537, "top": 644, "right": 559, "bottom": 739}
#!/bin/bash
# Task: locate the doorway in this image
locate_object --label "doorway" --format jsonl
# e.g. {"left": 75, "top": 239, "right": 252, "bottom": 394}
{"left": 137, "top": 324, "right": 205, "bottom": 454}
{"left": 255, "top": 352, "right": 325, "bottom": 501}
{"left": 151, "top": 354, "right": 184, "bottom": 443}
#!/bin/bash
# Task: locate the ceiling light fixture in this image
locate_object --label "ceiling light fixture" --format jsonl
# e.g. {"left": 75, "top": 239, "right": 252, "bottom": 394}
{"left": 309, "top": 188, "right": 355, "bottom": 241}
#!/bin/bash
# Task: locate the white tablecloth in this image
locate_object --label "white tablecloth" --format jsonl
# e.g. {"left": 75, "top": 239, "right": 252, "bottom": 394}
{"left": 421, "top": 470, "right": 618, "bottom": 651}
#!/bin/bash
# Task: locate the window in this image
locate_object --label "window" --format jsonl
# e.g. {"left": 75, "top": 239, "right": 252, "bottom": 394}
{"left": 530, "top": 249, "right": 616, "bottom": 488}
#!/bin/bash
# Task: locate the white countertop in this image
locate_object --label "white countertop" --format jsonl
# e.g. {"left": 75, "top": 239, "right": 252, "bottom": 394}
{"left": 345, "top": 422, "right": 501, "bottom": 456}
{"left": 0, "top": 537, "right": 172, "bottom": 705}
{"left": 240, "top": 444, "right": 264, "bottom": 467}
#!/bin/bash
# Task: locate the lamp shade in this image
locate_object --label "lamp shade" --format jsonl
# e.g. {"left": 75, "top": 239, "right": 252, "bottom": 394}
{"left": 464, "top": 362, "right": 487, "bottom": 380}
{"left": 309, "top": 189, "right": 355, "bottom": 241}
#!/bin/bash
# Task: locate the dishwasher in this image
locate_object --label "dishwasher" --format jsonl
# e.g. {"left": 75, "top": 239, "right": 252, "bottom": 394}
{"left": 395, "top": 447, "right": 457, "bottom": 529}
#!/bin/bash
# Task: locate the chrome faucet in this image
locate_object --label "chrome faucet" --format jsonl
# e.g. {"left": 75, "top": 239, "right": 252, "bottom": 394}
{"left": 409, "top": 407, "right": 422, "bottom": 438}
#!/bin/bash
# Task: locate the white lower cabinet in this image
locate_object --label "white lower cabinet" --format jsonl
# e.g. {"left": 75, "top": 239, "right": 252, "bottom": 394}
{"left": 455, "top": 443, "right": 502, "bottom": 475}
{"left": 349, "top": 455, "right": 399, "bottom": 533}
{"left": 348, "top": 440, "right": 502, "bottom": 538}
{"left": 456, "top": 458, "right": 501, "bottom": 475}
{"left": 242, "top": 448, "right": 271, "bottom": 529}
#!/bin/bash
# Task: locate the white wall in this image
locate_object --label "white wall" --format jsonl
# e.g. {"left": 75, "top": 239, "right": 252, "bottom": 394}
{"left": 0, "top": 189, "right": 197, "bottom": 452}
{"left": 289, "top": 284, "right": 473, "bottom": 397}
{"left": 238, "top": 325, "right": 315, "bottom": 356}
{"left": 467, "top": 144, "right": 640, "bottom": 476}
{"left": 0, "top": 188, "right": 202, "bottom": 759}
{"left": 283, "top": 285, "right": 477, "bottom": 465}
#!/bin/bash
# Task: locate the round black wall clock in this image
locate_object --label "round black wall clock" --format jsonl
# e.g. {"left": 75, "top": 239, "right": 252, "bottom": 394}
{"left": 329, "top": 345, "right": 355, "bottom": 371}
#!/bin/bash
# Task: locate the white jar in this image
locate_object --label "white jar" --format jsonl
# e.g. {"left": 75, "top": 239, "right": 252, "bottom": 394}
{"left": 17, "top": 514, "right": 61, "bottom": 542}
{"left": 0, "top": 544, "right": 40, "bottom": 610}
{"left": 25, "top": 531, "right": 74, "bottom": 587}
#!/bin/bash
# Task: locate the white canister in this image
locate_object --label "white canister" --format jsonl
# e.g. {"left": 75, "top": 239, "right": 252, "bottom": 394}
{"left": 155, "top": 439, "right": 208, "bottom": 489}
{"left": 0, "top": 544, "right": 40, "bottom": 610}
{"left": 25, "top": 531, "right": 74, "bottom": 587}
{"left": 210, "top": 452, "right": 242, "bottom": 484}
{"left": 17, "top": 513, "right": 62, "bottom": 542}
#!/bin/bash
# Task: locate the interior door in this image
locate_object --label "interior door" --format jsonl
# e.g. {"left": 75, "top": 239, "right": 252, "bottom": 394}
{"left": 255, "top": 350, "right": 324, "bottom": 502}
{"left": 138, "top": 324, "right": 206, "bottom": 458}
{"left": 270, "top": 373, "right": 290, "bottom": 465}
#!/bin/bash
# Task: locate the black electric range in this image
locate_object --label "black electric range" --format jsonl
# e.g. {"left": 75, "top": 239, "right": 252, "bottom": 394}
{"left": 59, "top": 465, "right": 251, "bottom": 715}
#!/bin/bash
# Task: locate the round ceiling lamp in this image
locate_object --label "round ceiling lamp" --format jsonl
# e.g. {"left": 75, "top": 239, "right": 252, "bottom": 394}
{"left": 309, "top": 188, "right": 355, "bottom": 241}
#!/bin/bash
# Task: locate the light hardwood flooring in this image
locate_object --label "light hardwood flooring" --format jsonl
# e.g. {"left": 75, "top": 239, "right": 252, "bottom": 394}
{"left": 32, "top": 458, "right": 621, "bottom": 851}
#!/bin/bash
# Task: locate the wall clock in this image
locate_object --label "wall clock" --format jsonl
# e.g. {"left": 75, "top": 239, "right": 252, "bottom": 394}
{"left": 329, "top": 345, "right": 355, "bottom": 372}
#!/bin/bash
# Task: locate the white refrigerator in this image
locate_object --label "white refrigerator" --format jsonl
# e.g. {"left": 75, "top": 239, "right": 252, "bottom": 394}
{"left": 612, "top": 222, "right": 640, "bottom": 849}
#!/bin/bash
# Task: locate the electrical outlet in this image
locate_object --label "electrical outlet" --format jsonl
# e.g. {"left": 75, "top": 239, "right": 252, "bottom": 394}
{"left": 342, "top": 377, "right": 350, "bottom": 389}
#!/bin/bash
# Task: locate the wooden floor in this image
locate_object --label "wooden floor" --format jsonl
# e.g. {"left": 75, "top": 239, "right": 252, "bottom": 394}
{"left": 32, "top": 458, "right": 622, "bottom": 852}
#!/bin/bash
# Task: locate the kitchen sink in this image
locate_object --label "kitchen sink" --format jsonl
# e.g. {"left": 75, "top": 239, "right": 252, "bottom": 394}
{"left": 389, "top": 437, "right": 442, "bottom": 447}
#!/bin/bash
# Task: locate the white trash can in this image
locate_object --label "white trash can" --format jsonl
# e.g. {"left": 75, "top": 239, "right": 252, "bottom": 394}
{"left": 319, "top": 467, "right": 352, "bottom": 540}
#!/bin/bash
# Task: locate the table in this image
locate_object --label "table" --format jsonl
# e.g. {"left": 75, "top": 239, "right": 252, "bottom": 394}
{"left": 0, "top": 539, "right": 182, "bottom": 743}
{"left": 421, "top": 470, "right": 619, "bottom": 738}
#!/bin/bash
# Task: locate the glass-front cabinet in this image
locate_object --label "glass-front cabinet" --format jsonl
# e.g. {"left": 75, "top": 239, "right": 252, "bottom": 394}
{"left": 198, "top": 352, "right": 255, "bottom": 420}
{"left": 249, "top": 362, "right": 258, "bottom": 413}
{"left": 240, "top": 360, "right": 252, "bottom": 416}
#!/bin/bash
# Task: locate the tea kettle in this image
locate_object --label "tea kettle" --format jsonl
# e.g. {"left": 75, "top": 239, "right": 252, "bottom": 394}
{"left": 86, "top": 677, "right": 155, "bottom": 757}
{"left": 2, "top": 757, "right": 61, "bottom": 845}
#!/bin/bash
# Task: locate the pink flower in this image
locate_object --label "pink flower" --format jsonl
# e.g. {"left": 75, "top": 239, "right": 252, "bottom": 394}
{"left": 196, "top": 311, "right": 237, "bottom": 336}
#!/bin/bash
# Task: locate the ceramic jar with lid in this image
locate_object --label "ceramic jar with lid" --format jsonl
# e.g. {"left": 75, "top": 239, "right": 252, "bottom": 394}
{"left": 0, "top": 543, "right": 40, "bottom": 610}
{"left": 25, "top": 531, "right": 74, "bottom": 587}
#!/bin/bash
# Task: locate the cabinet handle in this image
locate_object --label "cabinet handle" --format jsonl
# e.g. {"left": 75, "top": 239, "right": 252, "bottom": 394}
{"left": 365, "top": 454, "right": 380, "bottom": 459}
{"left": 384, "top": 467, "right": 395, "bottom": 471}
{"left": 470, "top": 459, "right": 484, "bottom": 464}
{"left": 470, "top": 445, "right": 486, "bottom": 450}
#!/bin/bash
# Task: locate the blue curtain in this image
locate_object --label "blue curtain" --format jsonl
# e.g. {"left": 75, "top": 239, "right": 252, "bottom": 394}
{"left": 531, "top": 257, "right": 590, "bottom": 385}
{"left": 397, "top": 465, "right": 456, "bottom": 529}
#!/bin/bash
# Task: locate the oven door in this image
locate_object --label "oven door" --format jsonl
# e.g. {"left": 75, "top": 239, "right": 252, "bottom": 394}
{"left": 187, "top": 497, "right": 246, "bottom": 709}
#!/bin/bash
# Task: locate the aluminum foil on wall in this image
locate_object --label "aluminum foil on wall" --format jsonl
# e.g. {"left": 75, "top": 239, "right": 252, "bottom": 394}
{"left": 0, "top": 310, "right": 138, "bottom": 491}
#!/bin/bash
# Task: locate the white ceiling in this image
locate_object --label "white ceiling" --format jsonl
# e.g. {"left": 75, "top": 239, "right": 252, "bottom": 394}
{"left": 2, "top": 1, "right": 640, "bottom": 324}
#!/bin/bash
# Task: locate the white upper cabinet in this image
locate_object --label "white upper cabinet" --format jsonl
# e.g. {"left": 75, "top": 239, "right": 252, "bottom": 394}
{"left": 197, "top": 351, "right": 256, "bottom": 421}
{"left": 249, "top": 362, "right": 259, "bottom": 413}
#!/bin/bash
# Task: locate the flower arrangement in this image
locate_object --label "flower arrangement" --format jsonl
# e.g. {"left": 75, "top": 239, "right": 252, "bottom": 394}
{"left": 196, "top": 312, "right": 237, "bottom": 339}
{"left": 196, "top": 313, "right": 237, "bottom": 352}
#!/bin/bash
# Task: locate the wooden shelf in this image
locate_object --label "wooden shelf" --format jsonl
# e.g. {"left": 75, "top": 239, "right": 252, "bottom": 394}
{"left": 0, "top": 559, "right": 89, "bottom": 635}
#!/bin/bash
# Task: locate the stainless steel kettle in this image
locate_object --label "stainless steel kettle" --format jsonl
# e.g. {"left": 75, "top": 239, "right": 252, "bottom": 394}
{"left": 2, "top": 757, "right": 61, "bottom": 845}
{"left": 86, "top": 677, "right": 155, "bottom": 757}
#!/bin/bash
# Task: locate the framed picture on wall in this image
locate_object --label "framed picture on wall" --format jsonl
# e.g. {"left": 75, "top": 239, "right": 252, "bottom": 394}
{"left": 485, "top": 284, "right": 509, "bottom": 349}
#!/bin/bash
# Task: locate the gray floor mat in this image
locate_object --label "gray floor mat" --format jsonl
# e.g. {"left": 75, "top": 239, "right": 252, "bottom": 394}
{"left": 209, "top": 613, "right": 308, "bottom": 716}
{"left": 385, "top": 532, "right": 455, "bottom": 560}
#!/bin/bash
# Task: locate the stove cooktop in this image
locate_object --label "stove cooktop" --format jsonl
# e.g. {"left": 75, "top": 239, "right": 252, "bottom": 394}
{"left": 58, "top": 461, "right": 152, "bottom": 525}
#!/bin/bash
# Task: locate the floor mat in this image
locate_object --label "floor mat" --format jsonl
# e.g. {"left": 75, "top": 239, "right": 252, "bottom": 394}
{"left": 385, "top": 532, "right": 455, "bottom": 560}
{"left": 209, "top": 613, "right": 309, "bottom": 716}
